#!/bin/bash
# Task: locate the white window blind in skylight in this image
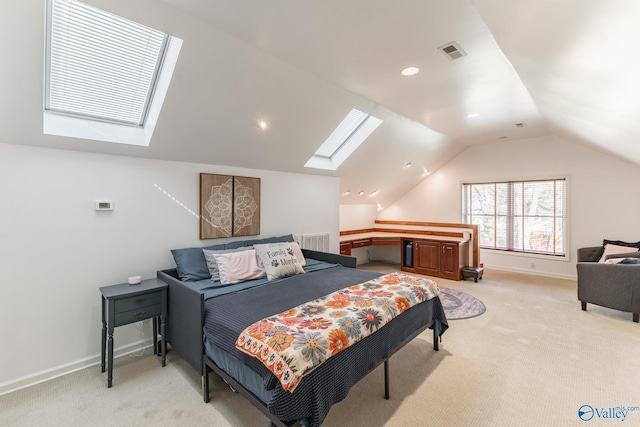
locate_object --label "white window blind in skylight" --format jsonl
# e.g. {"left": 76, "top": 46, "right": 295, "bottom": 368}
{"left": 314, "top": 109, "right": 368, "bottom": 158}
{"left": 46, "top": 0, "right": 168, "bottom": 126}
{"left": 305, "top": 108, "right": 382, "bottom": 170}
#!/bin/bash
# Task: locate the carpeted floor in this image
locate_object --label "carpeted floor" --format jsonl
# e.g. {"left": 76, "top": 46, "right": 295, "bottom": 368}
{"left": 2, "top": 263, "right": 640, "bottom": 426}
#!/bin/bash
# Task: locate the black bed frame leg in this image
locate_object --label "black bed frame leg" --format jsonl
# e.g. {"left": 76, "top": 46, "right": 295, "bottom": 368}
{"left": 433, "top": 327, "right": 439, "bottom": 351}
{"left": 203, "top": 359, "right": 211, "bottom": 403}
{"left": 384, "top": 360, "right": 390, "bottom": 400}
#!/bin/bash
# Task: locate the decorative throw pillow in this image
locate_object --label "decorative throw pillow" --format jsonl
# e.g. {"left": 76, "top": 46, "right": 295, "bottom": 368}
{"left": 203, "top": 246, "right": 253, "bottom": 282}
{"left": 212, "top": 249, "right": 266, "bottom": 285}
{"left": 290, "top": 241, "right": 307, "bottom": 267}
{"left": 619, "top": 258, "right": 640, "bottom": 264}
{"left": 171, "top": 241, "right": 229, "bottom": 282}
{"left": 598, "top": 244, "right": 640, "bottom": 263}
{"left": 171, "top": 247, "right": 212, "bottom": 282}
{"left": 602, "top": 239, "right": 640, "bottom": 249}
{"left": 254, "top": 242, "right": 305, "bottom": 281}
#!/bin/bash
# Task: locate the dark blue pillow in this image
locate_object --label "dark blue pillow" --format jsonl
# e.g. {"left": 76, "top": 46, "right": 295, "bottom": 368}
{"left": 224, "top": 234, "right": 294, "bottom": 249}
{"left": 171, "top": 243, "right": 226, "bottom": 282}
{"left": 619, "top": 258, "right": 640, "bottom": 264}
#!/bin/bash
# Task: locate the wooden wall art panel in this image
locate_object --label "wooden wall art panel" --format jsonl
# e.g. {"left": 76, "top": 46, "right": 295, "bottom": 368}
{"left": 200, "top": 173, "right": 260, "bottom": 239}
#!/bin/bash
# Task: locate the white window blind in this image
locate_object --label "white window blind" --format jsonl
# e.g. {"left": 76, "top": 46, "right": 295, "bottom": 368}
{"left": 305, "top": 108, "right": 382, "bottom": 170}
{"left": 462, "top": 179, "right": 566, "bottom": 256}
{"left": 314, "top": 109, "right": 369, "bottom": 158}
{"left": 46, "top": 0, "right": 168, "bottom": 126}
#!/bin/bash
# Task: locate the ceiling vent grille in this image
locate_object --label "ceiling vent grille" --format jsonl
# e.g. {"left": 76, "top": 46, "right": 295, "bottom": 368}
{"left": 438, "top": 42, "right": 466, "bottom": 60}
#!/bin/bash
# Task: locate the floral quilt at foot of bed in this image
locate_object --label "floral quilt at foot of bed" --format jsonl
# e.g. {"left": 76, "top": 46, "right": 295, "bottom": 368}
{"left": 235, "top": 272, "right": 440, "bottom": 392}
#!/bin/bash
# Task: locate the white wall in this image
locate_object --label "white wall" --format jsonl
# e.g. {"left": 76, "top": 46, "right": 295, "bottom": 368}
{"left": 338, "top": 205, "right": 378, "bottom": 265}
{"left": 0, "top": 143, "right": 339, "bottom": 392}
{"left": 339, "top": 204, "right": 378, "bottom": 230}
{"left": 378, "top": 135, "right": 640, "bottom": 278}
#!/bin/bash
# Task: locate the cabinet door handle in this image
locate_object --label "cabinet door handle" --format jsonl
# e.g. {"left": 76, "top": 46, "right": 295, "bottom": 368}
{"left": 132, "top": 311, "right": 147, "bottom": 318}
{"left": 132, "top": 298, "right": 146, "bottom": 304}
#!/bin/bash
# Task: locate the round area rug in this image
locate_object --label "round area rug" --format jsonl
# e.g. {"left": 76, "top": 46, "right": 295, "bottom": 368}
{"left": 439, "top": 287, "right": 486, "bottom": 320}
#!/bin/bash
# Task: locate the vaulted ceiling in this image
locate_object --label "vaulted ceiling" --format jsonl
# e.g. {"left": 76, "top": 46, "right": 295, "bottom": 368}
{"left": 2, "top": 0, "right": 639, "bottom": 210}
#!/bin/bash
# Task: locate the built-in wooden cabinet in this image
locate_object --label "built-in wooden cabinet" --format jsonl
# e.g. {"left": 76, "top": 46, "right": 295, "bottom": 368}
{"left": 441, "top": 242, "right": 463, "bottom": 278}
{"left": 415, "top": 240, "right": 441, "bottom": 276}
{"left": 339, "top": 241, "right": 352, "bottom": 255}
{"left": 402, "top": 238, "right": 469, "bottom": 280}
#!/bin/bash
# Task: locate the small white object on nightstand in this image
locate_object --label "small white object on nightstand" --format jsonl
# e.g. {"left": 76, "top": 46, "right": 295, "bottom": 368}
{"left": 127, "top": 276, "right": 142, "bottom": 285}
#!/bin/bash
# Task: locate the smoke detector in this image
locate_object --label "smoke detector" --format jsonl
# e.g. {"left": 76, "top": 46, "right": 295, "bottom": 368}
{"left": 438, "top": 42, "right": 467, "bottom": 60}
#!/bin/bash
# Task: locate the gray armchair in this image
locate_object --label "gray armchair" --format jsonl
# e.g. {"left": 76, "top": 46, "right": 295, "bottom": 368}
{"left": 576, "top": 246, "right": 640, "bottom": 323}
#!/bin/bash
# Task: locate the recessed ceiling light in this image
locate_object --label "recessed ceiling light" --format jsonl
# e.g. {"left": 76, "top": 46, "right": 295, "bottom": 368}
{"left": 498, "top": 136, "right": 509, "bottom": 139}
{"left": 358, "top": 191, "right": 365, "bottom": 195}
{"left": 344, "top": 190, "right": 350, "bottom": 195}
{"left": 422, "top": 168, "right": 430, "bottom": 176}
{"left": 466, "top": 113, "right": 480, "bottom": 118}
{"left": 514, "top": 122, "right": 526, "bottom": 128}
{"left": 404, "top": 162, "right": 412, "bottom": 168}
{"left": 370, "top": 191, "right": 378, "bottom": 196}
{"left": 401, "top": 67, "right": 420, "bottom": 76}
{"left": 257, "top": 120, "right": 268, "bottom": 130}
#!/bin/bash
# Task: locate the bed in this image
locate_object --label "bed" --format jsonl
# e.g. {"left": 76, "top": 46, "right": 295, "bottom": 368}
{"left": 157, "top": 235, "right": 448, "bottom": 427}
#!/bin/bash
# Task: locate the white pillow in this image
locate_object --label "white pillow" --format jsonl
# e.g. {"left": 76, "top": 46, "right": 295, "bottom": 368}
{"left": 599, "top": 244, "right": 639, "bottom": 263}
{"left": 212, "top": 249, "right": 266, "bottom": 285}
{"left": 254, "top": 242, "right": 305, "bottom": 281}
{"left": 203, "top": 246, "right": 253, "bottom": 282}
{"left": 290, "top": 241, "right": 306, "bottom": 267}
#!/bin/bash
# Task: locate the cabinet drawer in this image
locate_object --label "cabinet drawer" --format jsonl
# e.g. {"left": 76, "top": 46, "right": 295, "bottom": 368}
{"left": 371, "top": 238, "right": 400, "bottom": 246}
{"left": 114, "top": 292, "right": 162, "bottom": 313}
{"left": 339, "top": 242, "right": 352, "bottom": 255}
{"left": 352, "top": 239, "right": 372, "bottom": 248}
{"left": 114, "top": 304, "right": 162, "bottom": 327}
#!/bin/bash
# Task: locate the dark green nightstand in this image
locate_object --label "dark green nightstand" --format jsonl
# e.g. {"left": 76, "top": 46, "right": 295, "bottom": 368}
{"left": 100, "top": 278, "right": 168, "bottom": 387}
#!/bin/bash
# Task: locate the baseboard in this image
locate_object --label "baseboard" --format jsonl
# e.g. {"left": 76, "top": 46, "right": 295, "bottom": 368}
{"left": 485, "top": 265, "right": 576, "bottom": 281}
{"left": 0, "top": 338, "right": 155, "bottom": 396}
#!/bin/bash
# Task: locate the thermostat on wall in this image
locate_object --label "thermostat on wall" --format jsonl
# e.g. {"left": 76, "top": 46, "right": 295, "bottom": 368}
{"left": 95, "top": 200, "right": 113, "bottom": 211}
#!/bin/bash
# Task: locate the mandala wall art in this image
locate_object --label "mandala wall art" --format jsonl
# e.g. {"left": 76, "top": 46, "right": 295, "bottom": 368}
{"left": 199, "top": 173, "right": 260, "bottom": 239}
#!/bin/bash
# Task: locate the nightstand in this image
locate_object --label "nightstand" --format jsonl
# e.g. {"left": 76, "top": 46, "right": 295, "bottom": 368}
{"left": 100, "top": 278, "right": 168, "bottom": 387}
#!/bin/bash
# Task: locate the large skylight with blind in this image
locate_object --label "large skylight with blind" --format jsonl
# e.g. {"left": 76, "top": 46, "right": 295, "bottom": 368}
{"left": 305, "top": 109, "right": 382, "bottom": 170}
{"left": 43, "top": 0, "right": 182, "bottom": 146}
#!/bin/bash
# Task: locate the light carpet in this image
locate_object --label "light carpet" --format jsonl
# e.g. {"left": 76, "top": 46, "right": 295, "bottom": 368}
{"left": 2, "top": 263, "right": 639, "bottom": 426}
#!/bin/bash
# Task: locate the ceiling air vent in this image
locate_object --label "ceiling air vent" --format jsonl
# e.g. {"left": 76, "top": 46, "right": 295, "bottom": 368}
{"left": 438, "top": 42, "right": 466, "bottom": 60}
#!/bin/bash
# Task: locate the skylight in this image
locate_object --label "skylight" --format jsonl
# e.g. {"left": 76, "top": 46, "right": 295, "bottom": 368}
{"left": 305, "top": 109, "right": 382, "bottom": 170}
{"left": 43, "top": 0, "right": 182, "bottom": 146}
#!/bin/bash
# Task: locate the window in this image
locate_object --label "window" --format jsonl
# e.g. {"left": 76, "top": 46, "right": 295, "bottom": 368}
{"left": 462, "top": 179, "right": 566, "bottom": 256}
{"left": 305, "top": 109, "right": 382, "bottom": 170}
{"left": 44, "top": 0, "right": 182, "bottom": 146}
